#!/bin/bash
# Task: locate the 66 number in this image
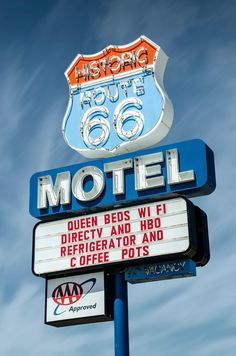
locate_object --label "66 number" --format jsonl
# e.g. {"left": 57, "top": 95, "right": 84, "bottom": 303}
{"left": 80, "top": 98, "right": 144, "bottom": 148}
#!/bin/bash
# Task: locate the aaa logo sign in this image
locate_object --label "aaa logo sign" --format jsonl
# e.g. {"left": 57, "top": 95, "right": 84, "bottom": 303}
{"left": 52, "top": 278, "right": 96, "bottom": 315}
{"left": 46, "top": 272, "right": 106, "bottom": 325}
{"left": 62, "top": 35, "right": 173, "bottom": 158}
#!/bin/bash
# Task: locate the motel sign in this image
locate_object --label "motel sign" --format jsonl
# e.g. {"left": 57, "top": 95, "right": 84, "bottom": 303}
{"left": 30, "top": 36, "right": 215, "bottom": 346}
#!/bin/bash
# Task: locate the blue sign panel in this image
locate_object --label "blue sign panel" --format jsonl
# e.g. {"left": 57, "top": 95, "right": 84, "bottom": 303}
{"left": 63, "top": 71, "right": 166, "bottom": 155}
{"left": 29, "top": 139, "right": 216, "bottom": 219}
{"left": 125, "top": 259, "right": 196, "bottom": 284}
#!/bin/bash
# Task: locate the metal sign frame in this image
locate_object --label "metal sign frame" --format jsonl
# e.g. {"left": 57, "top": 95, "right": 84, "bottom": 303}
{"left": 192, "top": 206, "right": 210, "bottom": 266}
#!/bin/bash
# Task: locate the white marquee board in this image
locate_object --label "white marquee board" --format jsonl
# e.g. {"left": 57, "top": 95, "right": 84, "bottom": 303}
{"left": 33, "top": 197, "right": 195, "bottom": 276}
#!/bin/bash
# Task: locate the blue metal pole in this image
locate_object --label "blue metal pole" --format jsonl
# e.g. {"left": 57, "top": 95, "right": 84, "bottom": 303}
{"left": 114, "top": 272, "right": 129, "bottom": 356}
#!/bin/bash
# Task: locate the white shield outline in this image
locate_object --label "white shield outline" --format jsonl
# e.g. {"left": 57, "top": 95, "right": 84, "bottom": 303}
{"left": 62, "top": 35, "right": 173, "bottom": 158}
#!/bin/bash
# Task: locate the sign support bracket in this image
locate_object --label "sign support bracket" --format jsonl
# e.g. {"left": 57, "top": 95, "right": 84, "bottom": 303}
{"left": 114, "top": 272, "right": 130, "bottom": 356}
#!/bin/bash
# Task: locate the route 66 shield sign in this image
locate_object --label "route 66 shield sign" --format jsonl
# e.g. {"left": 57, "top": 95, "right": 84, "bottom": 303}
{"left": 62, "top": 35, "right": 173, "bottom": 158}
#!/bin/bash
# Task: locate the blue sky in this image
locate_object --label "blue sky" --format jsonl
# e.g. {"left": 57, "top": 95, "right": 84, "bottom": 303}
{"left": 0, "top": 0, "right": 236, "bottom": 355}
